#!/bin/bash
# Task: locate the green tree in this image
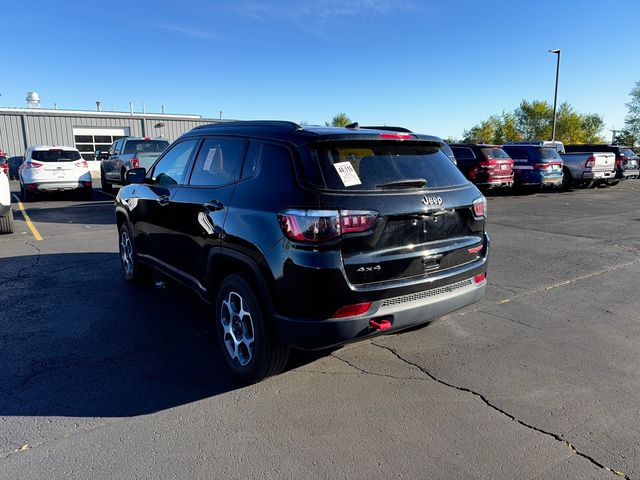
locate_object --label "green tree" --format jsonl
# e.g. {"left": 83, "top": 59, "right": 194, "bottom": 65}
{"left": 326, "top": 113, "right": 352, "bottom": 127}
{"left": 614, "top": 129, "right": 637, "bottom": 147}
{"left": 462, "top": 100, "right": 605, "bottom": 144}
{"left": 624, "top": 80, "right": 640, "bottom": 144}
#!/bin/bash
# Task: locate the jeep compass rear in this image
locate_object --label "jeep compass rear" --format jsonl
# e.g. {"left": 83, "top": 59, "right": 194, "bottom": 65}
{"left": 115, "top": 121, "right": 489, "bottom": 382}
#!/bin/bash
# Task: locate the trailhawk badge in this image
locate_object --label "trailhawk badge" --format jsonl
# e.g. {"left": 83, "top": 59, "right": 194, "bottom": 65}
{"left": 421, "top": 195, "right": 443, "bottom": 206}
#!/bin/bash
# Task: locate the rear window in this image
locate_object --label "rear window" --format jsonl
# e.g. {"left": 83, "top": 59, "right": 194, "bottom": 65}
{"left": 123, "top": 140, "right": 169, "bottom": 155}
{"left": 309, "top": 142, "right": 469, "bottom": 191}
{"left": 31, "top": 150, "right": 81, "bottom": 162}
{"left": 619, "top": 148, "right": 637, "bottom": 158}
{"left": 481, "top": 148, "right": 510, "bottom": 159}
{"left": 537, "top": 147, "right": 562, "bottom": 160}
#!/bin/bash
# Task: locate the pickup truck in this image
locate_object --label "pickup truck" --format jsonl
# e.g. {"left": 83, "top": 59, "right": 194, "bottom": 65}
{"left": 565, "top": 144, "right": 639, "bottom": 185}
{"left": 560, "top": 152, "right": 616, "bottom": 189}
{"left": 99, "top": 137, "right": 169, "bottom": 192}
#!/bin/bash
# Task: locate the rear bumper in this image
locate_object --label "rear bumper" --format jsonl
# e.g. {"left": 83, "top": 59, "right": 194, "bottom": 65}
{"left": 622, "top": 169, "right": 640, "bottom": 179}
{"left": 475, "top": 180, "right": 513, "bottom": 188}
{"left": 583, "top": 170, "right": 615, "bottom": 181}
{"left": 29, "top": 181, "right": 91, "bottom": 192}
{"left": 274, "top": 276, "right": 487, "bottom": 350}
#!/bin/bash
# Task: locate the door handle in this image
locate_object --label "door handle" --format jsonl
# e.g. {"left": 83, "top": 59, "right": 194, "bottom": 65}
{"left": 203, "top": 200, "right": 224, "bottom": 211}
{"left": 157, "top": 195, "right": 170, "bottom": 206}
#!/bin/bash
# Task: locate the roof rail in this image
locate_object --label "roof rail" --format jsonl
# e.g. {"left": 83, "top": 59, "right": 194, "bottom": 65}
{"left": 192, "top": 120, "right": 301, "bottom": 131}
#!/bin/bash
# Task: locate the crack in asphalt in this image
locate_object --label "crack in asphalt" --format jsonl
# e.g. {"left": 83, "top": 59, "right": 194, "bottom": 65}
{"left": 0, "top": 241, "right": 42, "bottom": 288}
{"left": 366, "top": 342, "right": 631, "bottom": 480}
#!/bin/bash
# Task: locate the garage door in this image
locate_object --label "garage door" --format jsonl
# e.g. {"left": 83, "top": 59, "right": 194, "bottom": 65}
{"left": 73, "top": 127, "right": 131, "bottom": 162}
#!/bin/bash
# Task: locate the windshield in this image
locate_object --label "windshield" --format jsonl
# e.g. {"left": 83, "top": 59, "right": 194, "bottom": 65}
{"left": 537, "top": 147, "right": 562, "bottom": 160}
{"left": 309, "top": 142, "right": 469, "bottom": 190}
{"left": 481, "top": 147, "right": 511, "bottom": 159}
{"left": 123, "top": 140, "right": 169, "bottom": 155}
{"left": 31, "top": 150, "right": 81, "bottom": 162}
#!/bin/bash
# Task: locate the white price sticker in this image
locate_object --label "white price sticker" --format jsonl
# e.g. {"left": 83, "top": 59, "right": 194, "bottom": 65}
{"left": 333, "top": 162, "right": 362, "bottom": 187}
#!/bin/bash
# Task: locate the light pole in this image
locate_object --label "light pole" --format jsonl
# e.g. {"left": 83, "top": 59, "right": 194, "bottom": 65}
{"left": 548, "top": 49, "right": 561, "bottom": 141}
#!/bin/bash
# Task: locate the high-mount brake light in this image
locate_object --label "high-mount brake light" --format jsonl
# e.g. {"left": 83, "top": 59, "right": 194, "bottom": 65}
{"left": 585, "top": 156, "right": 596, "bottom": 168}
{"left": 472, "top": 197, "right": 486, "bottom": 218}
{"left": 143, "top": 137, "right": 152, "bottom": 141}
{"left": 278, "top": 209, "right": 378, "bottom": 242}
{"left": 379, "top": 133, "right": 413, "bottom": 139}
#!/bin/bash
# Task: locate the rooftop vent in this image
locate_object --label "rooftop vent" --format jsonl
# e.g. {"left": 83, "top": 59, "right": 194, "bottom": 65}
{"left": 26, "top": 91, "right": 41, "bottom": 108}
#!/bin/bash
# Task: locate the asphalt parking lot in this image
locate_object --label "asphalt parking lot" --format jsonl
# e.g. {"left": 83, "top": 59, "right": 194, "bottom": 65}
{"left": 1, "top": 179, "right": 639, "bottom": 479}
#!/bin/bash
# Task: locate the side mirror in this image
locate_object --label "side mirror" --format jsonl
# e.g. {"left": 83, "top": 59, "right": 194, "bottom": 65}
{"left": 125, "top": 167, "right": 146, "bottom": 184}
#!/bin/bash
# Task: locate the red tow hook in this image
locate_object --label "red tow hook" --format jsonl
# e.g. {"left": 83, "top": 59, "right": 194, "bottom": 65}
{"left": 369, "top": 318, "right": 392, "bottom": 331}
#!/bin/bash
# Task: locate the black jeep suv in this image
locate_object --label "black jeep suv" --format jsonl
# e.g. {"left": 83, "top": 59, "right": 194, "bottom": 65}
{"left": 115, "top": 121, "right": 489, "bottom": 382}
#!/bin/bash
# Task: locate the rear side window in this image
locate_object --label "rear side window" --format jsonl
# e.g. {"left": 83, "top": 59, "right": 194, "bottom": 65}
{"left": 451, "top": 147, "right": 476, "bottom": 160}
{"left": 537, "top": 147, "right": 561, "bottom": 160}
{"left": 189, "top": 138, "right": 246, "bottom": 187}
{"left": 31, "top": 150, "right": 81, "bottom": 162}
{"left": 124, "top": 140, "right": 169, "bottom": 155}
{"left": 309, "top": 142, "right": 469, "bottom": 191}
{"left": 481, "top": 148, "right": 510, "bottom": 159}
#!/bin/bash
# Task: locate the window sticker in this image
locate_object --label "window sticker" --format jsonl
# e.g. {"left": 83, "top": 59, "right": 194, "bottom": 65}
{"left": 333, "top": 161, "right": 362, "bottom": 187}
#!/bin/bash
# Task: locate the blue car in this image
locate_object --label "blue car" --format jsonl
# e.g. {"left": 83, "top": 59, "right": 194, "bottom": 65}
{"left": 502, "top": 143, "right": 564, "bottom": 189}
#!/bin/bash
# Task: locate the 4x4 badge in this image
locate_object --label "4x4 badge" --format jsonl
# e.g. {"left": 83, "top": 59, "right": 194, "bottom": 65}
{"left": 422, "top": 195, "right": 443, "bottom": 206}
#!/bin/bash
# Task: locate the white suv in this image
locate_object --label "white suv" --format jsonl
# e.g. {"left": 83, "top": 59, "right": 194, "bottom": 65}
{"left": 19, "top": 146, "right": 92, "bottom": 201}
{"left": 0, "top": 169, "right": 13, "bottom": 233}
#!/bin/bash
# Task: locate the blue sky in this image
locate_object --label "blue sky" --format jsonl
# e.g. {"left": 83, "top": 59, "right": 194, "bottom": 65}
{"left": 2, "top": 0, "right": 639, "bottom": 139}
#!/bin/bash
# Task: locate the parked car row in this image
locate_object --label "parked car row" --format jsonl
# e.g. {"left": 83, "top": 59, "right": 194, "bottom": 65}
{"left": 446, "top": 140, "right": 639, "bottom": 192}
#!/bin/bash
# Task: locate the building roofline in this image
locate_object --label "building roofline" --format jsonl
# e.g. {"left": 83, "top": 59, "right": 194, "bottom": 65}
{"left": 0, "top": 106, "right": 218, "bottom": 121}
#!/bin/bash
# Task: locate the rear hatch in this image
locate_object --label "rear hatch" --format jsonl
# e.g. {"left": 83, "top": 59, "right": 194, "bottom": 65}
{"left": 535, "top": 147, "right": 563, "bottom": 178}
{"left": 31, "top": 149, "right": 85, "bottom": 179}
{"left": 306, "top": 140, "right": 486, "bottom": 286}
{"left": 619, "top": 148, "right": 639, "bottom": 172}
{"left": 480, "top": 147, "right": 513, "bottom": 180}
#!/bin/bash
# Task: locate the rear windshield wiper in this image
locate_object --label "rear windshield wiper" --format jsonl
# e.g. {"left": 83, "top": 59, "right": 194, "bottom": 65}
{"left": 376, "top": 178, "right": 427, "bottom": 189}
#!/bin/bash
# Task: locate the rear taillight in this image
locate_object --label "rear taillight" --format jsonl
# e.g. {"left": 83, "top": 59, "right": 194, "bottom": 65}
{"left": 75, "top": 160, "right": 89, "bottom": 168}
{"left": 585, "top": 156, "right": 596, "bottom": 168}
{"left": 479, "top": 160, "right": 497, "bottom": 169}
{"left": 278, "top": 209, "right": 378, "bottom": 242}
{"left": 24, "top": 160, "right": 43, "bottom": 169}
{"left": 472, "top": 197, "right": 486, "bottom": 218}
{"left": 535, "top": 163, "right": 551, "bottom": 170}
{"left": 131, "top": 157, "right": 140, "bottom": 168}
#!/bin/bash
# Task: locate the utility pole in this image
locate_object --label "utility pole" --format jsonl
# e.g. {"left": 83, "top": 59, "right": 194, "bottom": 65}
{"left": 548, "top": 49, "right": 561, "bottom": 141}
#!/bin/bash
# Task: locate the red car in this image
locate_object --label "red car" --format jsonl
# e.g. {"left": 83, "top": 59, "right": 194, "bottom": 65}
{"left": 450, "top": 144, "right": 514, "bottom": 189}
{"left": 0, "top": 150, "right": 8, "bottom": 176}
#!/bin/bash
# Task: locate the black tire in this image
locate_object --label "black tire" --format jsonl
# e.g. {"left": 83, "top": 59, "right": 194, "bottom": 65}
{"left": 561, "top": 169, "right": 574, "bottom": 191}
{"left": 118, "top": 222, "right": 150, "bottom": 284}
{"left": 81, "top": 188, "right": 93, "bottom": 200}
{"left": 101, "top": 169, "right": 113, "bottom": 193}
{"left": 215, "top": 274, "right": 289, "bottom": 383}
{"left": 0, "top": 208, "right": 14, "bottom": 234}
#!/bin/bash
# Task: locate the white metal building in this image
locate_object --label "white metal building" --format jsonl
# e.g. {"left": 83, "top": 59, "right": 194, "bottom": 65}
{"left": 0, "top": 107, "right": 222, "bottom": 161}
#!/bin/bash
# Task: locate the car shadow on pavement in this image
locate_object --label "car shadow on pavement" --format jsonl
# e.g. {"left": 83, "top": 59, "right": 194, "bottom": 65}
{"left": 0, "top": 252, "right": 255, "bottom": 417}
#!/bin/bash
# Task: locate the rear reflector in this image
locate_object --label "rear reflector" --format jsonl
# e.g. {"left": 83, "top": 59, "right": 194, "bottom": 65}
{"left": 474, "top": 273, "right": 487, "bottom": 284}
{"left": 332, "top": 302, "right": 373, "bottom": 318}
{"left": 26, "top": 184, "right": 38, "bottom": 190}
